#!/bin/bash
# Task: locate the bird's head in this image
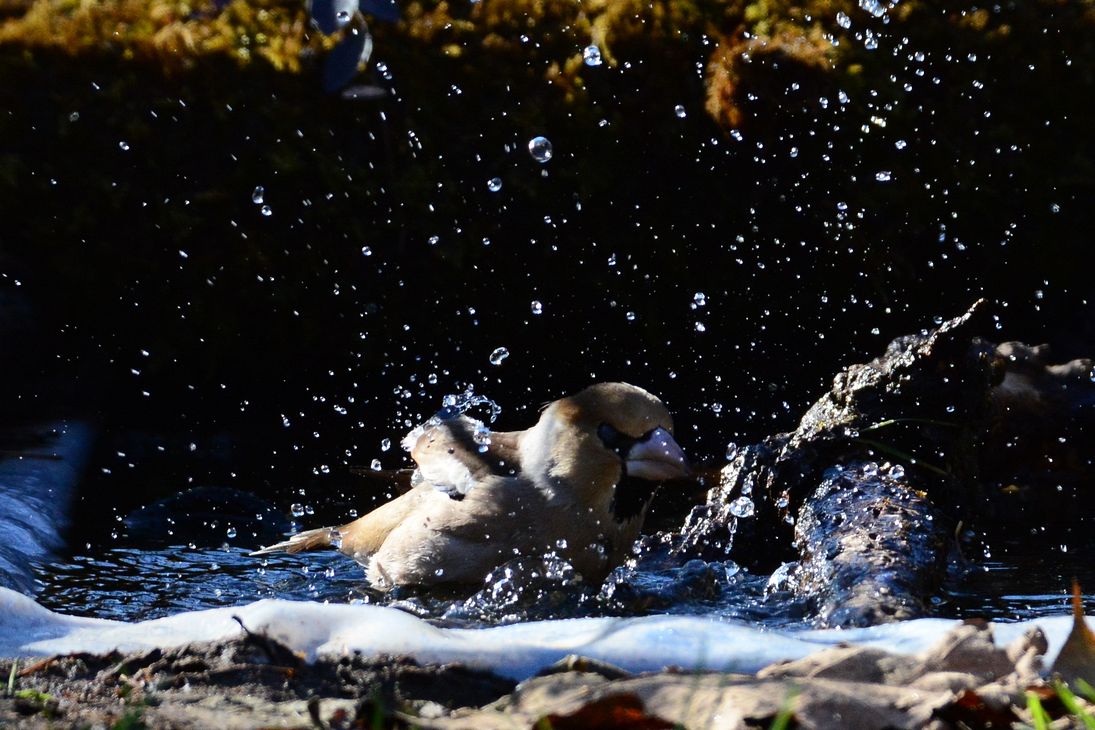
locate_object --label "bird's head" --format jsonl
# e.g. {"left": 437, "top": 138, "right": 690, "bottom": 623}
{"left": 523, "top": 382, "right": 691, "bottom": 517}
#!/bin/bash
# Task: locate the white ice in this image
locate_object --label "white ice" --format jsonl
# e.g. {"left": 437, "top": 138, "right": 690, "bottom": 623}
{"left": 0, "top": 587, "right": 1083, "bottom": 680}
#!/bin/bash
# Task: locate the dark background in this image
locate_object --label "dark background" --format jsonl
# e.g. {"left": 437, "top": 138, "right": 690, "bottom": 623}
{"left": 2, "top": 0, "right": 1093, "bottom": 544}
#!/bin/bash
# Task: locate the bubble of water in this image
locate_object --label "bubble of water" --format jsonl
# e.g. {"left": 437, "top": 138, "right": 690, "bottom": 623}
{"left": 582, "top": 44, "right": 603, "bottom": 66}
{"left": 489, "top": 346, "right": 510, "bottom": 365}
{"left": 530, "top": 300, "right": 543, "bottom": 315}
{"left": 863, "top": 462, "right": 879, "bottom": 476}
{"left": 695, "top": 322, "right": 706, "bottom": 333}
{"left": 693, "top": 292, "right": 707, "bottom": 307}
{"left": 625, "top": 311, "right": 636, "bottom": 321}
{"left": 380, "top": 438, "right": 391, "bottom": 451}
{"left": 361, "top": 246, "right": 372, "bottom": 256}
{"left": 290, "top": 503, "right": 305, "bottom": 517}
{"left": 858, "top": 0, "right": 887, "bottom": 17}
{"left": 487, "top": 177, "right": 503, "bottom": 192}
{"left": 528, "top": 136, "right": 553, "bottom": 163}
{"left": 729, "top": 496, "right": 755, "bottom": 518}
{"left": 725, "top": 442, "right": 739, "bottom": 460}
{"left": 118, "top": 141, "right": 130, "bottom": 151}
{"left": 674, "top": 104, "right": 686, "bottom": 118}
{"left": 836, "top": 11, "right": 851, "bottom": 28}
{"left": 252, "top": 186, "right": 265, "bottom": 204}
{"left": 473, "top": 423, "right": 492, "bottom": 453}
{"left": 260, "top": 205, "right": 272, "bottom": 216}
{"left": 370, "top": 458, "right": 382, "bottom": 471}
{"left": 226, "top": 527, "right": 237, "bottom": 538}
{"left": 875, "top": 170, "right": 892, "bottom": 182}
{"left": 888, "top": 463, "right": 906, "bottom": 479}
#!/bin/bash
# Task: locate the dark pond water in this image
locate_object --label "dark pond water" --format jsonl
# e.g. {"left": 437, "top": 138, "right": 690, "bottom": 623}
{"left": 31, "top": 533, "right": 1094, "bottom": 626}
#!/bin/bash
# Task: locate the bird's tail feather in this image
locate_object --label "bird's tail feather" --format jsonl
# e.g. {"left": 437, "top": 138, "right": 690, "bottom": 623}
{"left": 250, "top": 526, "right": 341, "bottom": 556}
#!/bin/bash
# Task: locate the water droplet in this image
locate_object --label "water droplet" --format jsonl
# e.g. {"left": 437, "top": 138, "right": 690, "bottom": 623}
{"left": 888, "top": 463, "right": 906, "bottom": 480}
{"left": 863, "top": 462, "right": 879, "bottom": 476}
{"left": 290, "top": 503, "right": 305, "bottom": 517}
{"left": 370, "top": 458, "right": 382, "bottom": 471}
{"left": 858, "top": 0, "right": 887, "bottom": 17}
{"left": 226, "top": 527, "right": 237, "bottom": 538}
{"left": 674, "top": 104, "right": 686, "bottom": 118}
{"left": 118, "top": 141, "right": 130, "bottom": 151}
{"left": 489, "top": 346, "right": 510, "bottom": 365}
{"left": 428, "top": 234, "right": 440, "bottom": 245}
{"left": 530, "top": 300, "right": 543, "bottom": 315}
{"left": 875, "top": 170, "right": 892, "bottom": 182}
{"left": 260, "top": 205, "right": 272, "bottom": 216}
{"left": 487, "top": 177, "right": 503, "bottom": 192}
{"left": 836, "top": 11, "right": 851, "bottom": 28}
{"left": 695, "top": 322, "right": 706, "bottom": 332}
{"left": 625, "top": 311, "right": 636, "bottom": 321}
{"left": 555, "top": 538, "right": 568, "bottom": 549}
{"left": 729, "top": 497, "right": 755, "bottom": 518}
{"left": 725, "top": 442, "right": 739, "bottom": 460}
{"left": 693, "top": 292, "right": 707, "bottom": 307}
{"left": 361, "top": 246, "right": 372, "bottom": 256}
{"left": 528, "top": 136, "right": 553, "bottom": 163}
{"left": 252, "top": 186, "right": 265, "bottom": 204}
{"left": 380, "top": 438, "right": 391, "bottom": 451}
{"left": 582, "top": 44, "right": 603, "bottom": 66}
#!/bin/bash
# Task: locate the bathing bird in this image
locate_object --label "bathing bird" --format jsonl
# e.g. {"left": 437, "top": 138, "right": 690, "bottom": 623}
{"left": 252, "top": 382, "right": 689, "bottom": 589}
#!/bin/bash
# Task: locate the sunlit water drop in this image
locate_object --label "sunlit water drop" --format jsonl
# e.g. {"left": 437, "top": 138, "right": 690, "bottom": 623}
{"left": 528, "top": 136, "right": 553, "bottom": 163}
{"left": 530, "top": 300, "right": 543, "bottom": 315}
{"left": 251, "top": 186, "right": 265, "bottom": 204}
{"left": 489, "top": 346, "right": 510, "bottom": 365}
{"left": 674, "top": 104, "right": 686, "bottom": 118}
{"left": 487, "top": 177, "right": 502, "bottom": 192}
{"left": 582, "top": 44, "right": 603, "bottom": 67}
{"left": 729, "top": 497, "right": 755, "bottom": 518}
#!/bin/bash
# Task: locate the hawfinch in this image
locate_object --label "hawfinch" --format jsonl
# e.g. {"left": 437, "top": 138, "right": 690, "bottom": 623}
{"left": 252, "top": 383, "right": 690, "bottom": 589}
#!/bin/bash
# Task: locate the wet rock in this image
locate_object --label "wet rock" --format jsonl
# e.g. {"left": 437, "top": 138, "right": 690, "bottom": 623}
{"left": 789, "top": 463, "right": 946, "bottom": 627}
{"left": 0, "top": 422, "right": 93, "bottom": 594}
{"left": 670, "top": 301, "right": 996, "bottom": 626}
{"left": 978, "top": 340, "right": 1095, "bottom": 518}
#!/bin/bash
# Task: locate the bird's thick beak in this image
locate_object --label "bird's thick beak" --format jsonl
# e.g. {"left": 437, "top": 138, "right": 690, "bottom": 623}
{"left": 625, "top": 427, "right": 691, "bottom": 481}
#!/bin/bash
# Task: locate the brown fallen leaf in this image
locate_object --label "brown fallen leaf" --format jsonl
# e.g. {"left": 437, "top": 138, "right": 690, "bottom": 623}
{"left": 934, "top": 688, "right": 1018, "bottom": 727}
{"left": 1051, "top": 579, "right": 1095, "bottom": 685}
{"left": 537, "top": 692, "right": 676, "bottom": 730}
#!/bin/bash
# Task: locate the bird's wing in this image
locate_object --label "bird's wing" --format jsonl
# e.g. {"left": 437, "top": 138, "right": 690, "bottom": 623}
{"left": 337, "top": 485, "right": 431, "bottom": 559}
{"left": 367, "top": 473, "right": 547, "bottom": 585}
{"left": 409, "top": 416, "right": 522, "bottom": 498}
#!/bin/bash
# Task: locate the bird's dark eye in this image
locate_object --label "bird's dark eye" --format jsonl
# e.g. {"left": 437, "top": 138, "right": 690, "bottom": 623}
{"left": 597, "top": 423, "right": 638, "bottom": 458}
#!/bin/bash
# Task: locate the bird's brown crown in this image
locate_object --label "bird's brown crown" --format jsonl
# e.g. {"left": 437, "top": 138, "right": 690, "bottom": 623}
{"left": 555, "top": 382, "right": 673, "bottom": 437}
